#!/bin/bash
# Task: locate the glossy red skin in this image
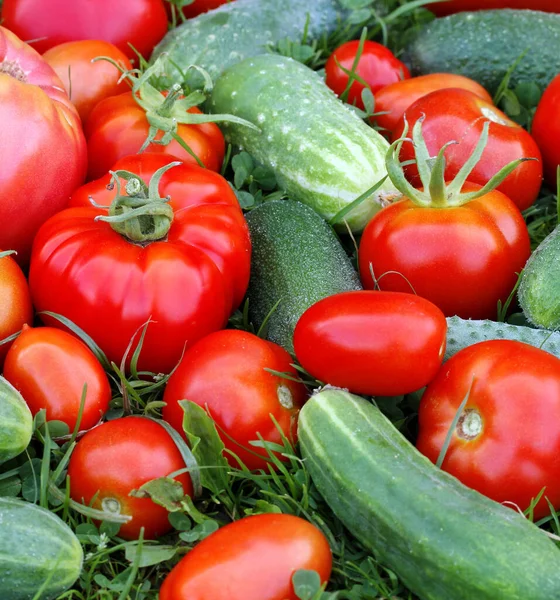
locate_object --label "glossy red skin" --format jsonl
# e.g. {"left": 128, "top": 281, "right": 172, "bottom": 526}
{"left": 427, "top": 0, "right": 559, "bottom": 16}
{"left": 0, "top": 26, "right": 87, "bottom": 266}
{"left": 162, "top": 330, "right": 308, "bottom": 470}
{"left": 68, "top": 416, "right": 193, "bottom": 540}
{"left": 358, "top": 182, "right": 531, "bottom": 320}
{"left": 392, "top": 88, "right": 542, "bottom": 212}
{"left": 85, "top": 92, "right": 225, "bottom": 180}
{"left": 0, "top": 253, "right": 33, "bottom": 368}
{"left": 42, "top": 40, "right": 133, "bottom": 123}
{"left": 417, "top": 340, "right": 560, "bottom": 520}
{"left": 167, "top": 0, "right": 233, "bottom": 18}
{"left": 373, "top": 73, "right": 492, "bottom": 136}
{"left": 1, "top": 0, "right": 168, "bottom": 59}
{"left": 531, "top": 73, "right": 560, "bottom": 186}
{"left": 293, "top": 291, "right": 447, "bottom": 396}
{"left": 159, "top": 513, "right": 332, "bottom": 600}
{"left": 325, "top": 40, "right": 410, "bottom": 110}
{"left": 69, "top": 153, "right": 251, "bottom": 313}
{"left": 3, "top": 325, "right": 111, "bottom": 431}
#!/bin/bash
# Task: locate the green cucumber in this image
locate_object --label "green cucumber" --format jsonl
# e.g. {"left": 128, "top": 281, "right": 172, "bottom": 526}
{"left": 518, "top": 226, "right": 560, "bottom": 329}
{"left": 0, "top": 376, "right": 32, "bottom": 464}
{"left": 0, "top": 497, "right": 83, "bottom": 600}
{"left": 405, "top": 10, "right": 560, "bottom": 95}
{"left": 245, "top": 200, "right": 362, "bottom": 354}
{"left": 151, "top": 0, "right": 351, "bottom": 85}
{"left": 209, "top": 54, "right": 398, "bottom": 231}
{"left": 299, "top": 388, "right": 560, "bottom": 600}
{"left": 445, "top": 316, "right": 560, "bottom": 361}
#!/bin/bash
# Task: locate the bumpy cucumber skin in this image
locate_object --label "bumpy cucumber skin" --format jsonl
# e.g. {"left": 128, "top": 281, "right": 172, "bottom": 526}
{"left": 518, "top": 226, "right": 560, "bottom": 330}
{"left": 151, "top": 0, "right": 348, "bottom": 84}
{"left": 299, "top": 389, "right": 560, "bottom": 600}
{"left": 209, "top": 54, "right": 398, "bottom": 231}
{"left": 445, "top": 316, "right": 560, "bottom": 361}
{"left": 245, "top": 200, "right": 362, "bottom": 354}
{"left": 0, "top": 376, "right": 32, "bottom": 465}
{"left": 0, "top": 497, "right": 83, "bottom": 600}
{"left": 406, "top": 10, "right": 560, "bottom": 95}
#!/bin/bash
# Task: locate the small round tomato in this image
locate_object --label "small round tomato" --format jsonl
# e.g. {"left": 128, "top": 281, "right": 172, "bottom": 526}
{"left": 159, "top": 513, "right": 332, "bottom": 600}
{"left": 392, "top": 88, "right": 542, "bottom": 211}
{"left": 162, "top": 330, "right": 308, "bottom": 470}
{"left": 167, "top": 0, "right": 233, "bottom": 18}
{"left": 68, "top": 416, "right": 193, "bottom": 539}
{"left": 373, "top": 73, "right": 492, "bottom": 136}
{"left": 1, "top": 0, "right": 168, "bottom": 60}
{"left": 42, "top": 40, "right": 133, "bottom": 123}
{"left": 3, "top": 325, "right": 111, "bottom": 431}
{"left": 325, "top": 40, "right": 410, "bottom": 109}
{"left": 0, "top": 251, "right": 33, "bottom": 368}
{"left": 85, "top": 92, "right": 225, "bottom": 180}
{"left": 531, "top": 73, "right": 560, "bottom": 187}
{"left": 427, "top": 0, "right": 559, "bottom": 16}
{"left": 416, "top": 340, "right": 560, "bottom": 520}
{"left": 293, "top": 291, "right": 447, "bottom": 396}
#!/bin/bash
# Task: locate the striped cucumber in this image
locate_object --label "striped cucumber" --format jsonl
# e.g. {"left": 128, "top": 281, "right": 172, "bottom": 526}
{"left": 299, "top": 388, "right": 560, "bottom": 600}
{"left": 245, "top": 200, "right": 362, "bottom": 354}
{"left": 209, "top": 54, "right": 399, "bottom": 231}
{"left": 0, "top": 376, "right": 32, "bottom": 464}
{"left": 0, "top": 497, "right": 83, "bottom": 600}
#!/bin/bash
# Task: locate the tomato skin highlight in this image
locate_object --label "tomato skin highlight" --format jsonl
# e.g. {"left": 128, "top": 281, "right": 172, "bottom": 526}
{"left": 325, "top": 40, "right": 410, "bottom": 110}
{"left": 531, "top": 73, "right": 560, "bottom": 187}
{"left": 163, "top": 329, "right": 308, "bottom": 471}
{"left": 293, "top": 291, "right": 447, "bottom": 396}
{"left": 392, "top": 88, "right": 542, "bottom": 212}
{"left": 358, "top": 183, "right": 531, "bottom": 320}
{"left": 42, "top": 40, "right": 133, "bottom": 122}
{"left": 416, "top": 340, "right": 560, "bottom": 520}
{"left": 159, "top": 513, "right": 332, "bottom": 600}
{"left": 3, "top": 325, "right": 111, "bottom": 431}
{"left": 68, "top": 416, "right": 193, "bottom": 540}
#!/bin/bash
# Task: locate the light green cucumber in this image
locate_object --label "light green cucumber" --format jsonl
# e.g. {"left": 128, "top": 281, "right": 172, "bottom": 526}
{"left": 518, "top": 226, "right": 560, "bottom": 329}
{"left": 245, "top": 200, "right": 362, "bottom": 353}
{"left": 0, "top": 376, "right": 32, "bottom": 464}
{"left": 0, "top": 497, "right": 83, "bottom": 600}
{"left": 209, "top": 54, "right": 399, "bottom": 231}
{"left": 298, "top": 388, "right": 560, "bottom": 600}
{"left": 405, "top": 10, "right": 560, "bottom": 95}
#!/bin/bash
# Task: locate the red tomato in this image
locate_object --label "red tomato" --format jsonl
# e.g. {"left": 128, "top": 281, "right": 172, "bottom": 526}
{"left": 0, "top": 26, "right": 86, "bottom": 265}
{"left": 427, "top": 0, "right": 559, "bottom": 16}
{"left": 392, "top": 88, "right": 542, "bottom": 211}
{"left": 68, "top": 153, "right": 251, "bottom": 313}
{"left": 416, "top": 340, "right": 560, "bottom": 520}
{"left": 0, "top": 252, "right": 33, "bottom": 368}
{"left": 3, "top": 325, "right": 111, "bottom": 431}
{"left": 159, "top": 513, "right": 332, "bottom": 600}
{"left": 42, "top": 40, "right": 133, "bottom": 123}
{"left": 167, "top": 0, "right": 233, "bottom": 19}
{"left": 325, "top": 40, "right": 410, "bottom": 110}
{"left": 85, "top": 92, "right": 225, "bottom": 180}
{"left": 531, "top": 73, "right": 560, "bottom": 187}
{"left": 358, "top": 182, "right": 531, "bottom": 320}
{"left": 162, "top": 330, "right": 308, "bottom": 470}
{"left": 68, "top": 416, "right": 193, "bottom": 539}
{"left": 1, "top": 0, "right": 168, "bottom": 60}
{"left": 293, "top": 291, "right": 447, "bottom": 396}
{"left": 373, "top": 73, "right": 492, "bottom": 136}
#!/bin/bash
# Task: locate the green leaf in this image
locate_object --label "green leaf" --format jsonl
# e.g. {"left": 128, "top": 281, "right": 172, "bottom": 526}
{"left": 252, "top": 166, "right": 277, "bottom": 190}
{"left": 232, "top": 152, "right": 254, "bottom": 188}
{"left": 100, "top": 520, "right": 122, "bottom": 538}
{"left": 169, "top": 511, "right": 192, "bottom": 531}
{"left": 178, "top": 519, "right": 219, "bottom": 543}
{"left": 244, "top": 500, "right": 283, "bottom": 516}
{"left": 0, "top": 476, "right": 21, "bottom": 497}
{"left": 235, "top": 189, "right": 256, "bottom": 209}
{"left": 293, "top": 570, "right": 324, "bottom": 600}
{"left": 39, "top": 420, "right": 70, "bottom": 440}
{"left": 514, "top": 82, "right": 541, "bottom": 108}
{"left": 130, "top": 477, "right": 185, "bottom": 511}
{"left": 125, "top": 544, "right": 177, "bottom": 567}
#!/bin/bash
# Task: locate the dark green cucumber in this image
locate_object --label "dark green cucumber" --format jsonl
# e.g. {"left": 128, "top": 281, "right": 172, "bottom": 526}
{"left": 518, "top": 226, "right": 560, "bottom": 329}
{"left": 0, "top": 497, "right": 83, "bottom": 600}
{"left": 245, "top": 200, "right": 361, "bottom": 353}
{"left": 406, "top": 10, "right": 560, "bottom": 95}
{"left": 210, "top": 54, "right": 398, "bottom": 231}
{"left": 299, "top": 389, "right": 560, "bottom": 600}
{"left": 0, "top": 376, "right": 32, "bottom": 464}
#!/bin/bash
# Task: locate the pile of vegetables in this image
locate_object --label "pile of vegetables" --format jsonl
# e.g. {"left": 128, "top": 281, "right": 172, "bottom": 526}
{"left": 2, "top": 0, "right": 560, "bottom": 598}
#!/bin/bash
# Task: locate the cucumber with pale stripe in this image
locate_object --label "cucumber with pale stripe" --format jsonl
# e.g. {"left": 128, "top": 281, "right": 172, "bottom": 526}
{"left": 209, "top": 54, "right": 399, "bottom": 231}
{"left": 0, "top": 376, "right": 32, "bottom": 464}
{"left": 298, "top": 388, "right": 560, "bottom": 600}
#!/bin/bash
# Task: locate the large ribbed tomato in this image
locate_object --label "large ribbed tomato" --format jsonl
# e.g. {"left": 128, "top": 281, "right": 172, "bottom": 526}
{"left": 531, "top": 73, "right": 560, "bottom": 187}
